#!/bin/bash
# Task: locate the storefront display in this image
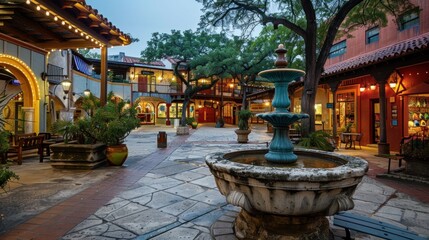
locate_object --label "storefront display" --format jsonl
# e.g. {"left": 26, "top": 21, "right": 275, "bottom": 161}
{"left": 408, "top": 96, "right": 429, "bottom": 136}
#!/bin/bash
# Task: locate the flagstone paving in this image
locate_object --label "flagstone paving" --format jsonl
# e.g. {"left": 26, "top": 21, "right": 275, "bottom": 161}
{"left": 1, "top": 124, "right": 428, "bottom": 240}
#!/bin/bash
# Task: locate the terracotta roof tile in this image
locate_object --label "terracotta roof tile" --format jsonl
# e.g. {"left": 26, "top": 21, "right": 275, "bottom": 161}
{"left": 123, "top": 56, "right": 165, "bottom": 67}
{"left": 323, "top": 32, "right": 429, "bottom": 76}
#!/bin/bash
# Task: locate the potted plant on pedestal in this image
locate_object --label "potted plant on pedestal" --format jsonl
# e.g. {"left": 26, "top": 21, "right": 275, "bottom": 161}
{"left": 235, "top": 109, "right": 252, "bottom": 143}
{"left": 50, "top": 93, "right": 140, "bottom": 168}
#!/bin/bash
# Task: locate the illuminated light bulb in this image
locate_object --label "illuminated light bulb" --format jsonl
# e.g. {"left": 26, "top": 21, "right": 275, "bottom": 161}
{"left": 80, "top": 33, "right": 84, "bottom": 36}
{"left": 54, "top": 16, "right": 58, "bottom": 21}
{"left": 68, "top": 25, "right": 72, "bottom": 29}
{"left": 91, "top": 39, "right": 94, "bottom": 42}
{"left": 85, "top": 36, "right": 89, "bottom": 39}
{"left": 26, "top": 0, "right": 30, "bottom": 4}
{"left": 36, "top": 5, "right": 40, "bottom": 10}
{"left": 45, "top": 11, "right": 50, "bottom": 16}
{"left": 61, "top": 21, "right": 65, "bottom": 25}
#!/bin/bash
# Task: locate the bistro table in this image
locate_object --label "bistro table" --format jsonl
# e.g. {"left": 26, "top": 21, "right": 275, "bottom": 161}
{"left": 341, "top": 132, "right": 361, "bottom": 149}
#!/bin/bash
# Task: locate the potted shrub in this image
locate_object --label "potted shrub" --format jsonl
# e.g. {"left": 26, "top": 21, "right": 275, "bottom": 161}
{"left": 235, "top": 109, "right": 252, "bottom": 143}
{"left": 50, "top": 93, "right": 140, "bottom": 168}
{"left": 91, "top": 98, "right": 140, "bottom": 166}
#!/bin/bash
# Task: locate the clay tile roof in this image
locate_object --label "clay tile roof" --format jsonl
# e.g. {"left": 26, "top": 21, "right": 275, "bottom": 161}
{"left": 323, "top": 32, "right": 429, "bottom": 76}
{"left": 123, "top": 56, "right": 165, "bottom": 67}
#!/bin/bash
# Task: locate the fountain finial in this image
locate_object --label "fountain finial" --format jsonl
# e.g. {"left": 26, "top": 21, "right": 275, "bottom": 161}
{"left": 275, "top": 44, "right": 288, "bottom": 68}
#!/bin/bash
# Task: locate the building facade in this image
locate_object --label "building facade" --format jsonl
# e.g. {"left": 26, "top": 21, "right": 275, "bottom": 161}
{"left": 304, "top": 0, "right": 429, "bottom": 152}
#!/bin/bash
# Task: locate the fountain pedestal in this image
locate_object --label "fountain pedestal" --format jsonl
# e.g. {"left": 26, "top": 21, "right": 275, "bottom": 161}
{"left": 235, "top": 210, "right": 330, "bottom": 239}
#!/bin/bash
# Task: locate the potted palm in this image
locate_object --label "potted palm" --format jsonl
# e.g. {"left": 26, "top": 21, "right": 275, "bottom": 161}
{"left": 235, "top": 109, "right": 252, "bottom": 143}
{"left": 91, "top": 98, "right": 140, "bottom": 166}
{"left": 50, "top": 93, "right": 140, "bottom": 168}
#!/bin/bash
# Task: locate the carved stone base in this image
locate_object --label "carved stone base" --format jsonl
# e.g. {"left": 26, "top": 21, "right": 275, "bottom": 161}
{"left": 234, "top": 210, "right": 330, "bottom": 240}
{"left": 176, "top": 126, "right": 189, "bottom": 135}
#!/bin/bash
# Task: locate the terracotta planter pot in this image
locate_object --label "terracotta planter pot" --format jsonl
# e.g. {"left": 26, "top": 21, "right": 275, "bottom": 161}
{"left": 106, "top": 144, "right": 128, "bottom": 166}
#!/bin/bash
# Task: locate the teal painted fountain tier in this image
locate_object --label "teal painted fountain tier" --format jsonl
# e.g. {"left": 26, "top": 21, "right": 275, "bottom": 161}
{"left": 257, "top": 68, "right": 308, "bottom": 163}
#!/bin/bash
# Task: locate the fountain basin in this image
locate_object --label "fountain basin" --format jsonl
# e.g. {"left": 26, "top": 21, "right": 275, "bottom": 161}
{"left": 206, "top": 148, "right": 368, "bottom": 239}
{"left": 206, "top": 148, "right": 368, "bottom": 216}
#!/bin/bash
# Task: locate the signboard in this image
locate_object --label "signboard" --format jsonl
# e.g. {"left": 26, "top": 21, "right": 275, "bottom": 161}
{"left": 141, "top": 70, "right": 154, "bottom": 75}
{"left": 326, "top": 103, "right": 334, "bottom": 109}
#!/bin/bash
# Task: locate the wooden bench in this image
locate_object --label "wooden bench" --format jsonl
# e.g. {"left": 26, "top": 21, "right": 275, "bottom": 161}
{"left": 7, "top": 133, "right": 45, "bottom": 165}
{"left": 375, "top": 154, "right": 404, "bottom": 174}
{"left": 333, "top": 211, "right": 426, "bottom": 240}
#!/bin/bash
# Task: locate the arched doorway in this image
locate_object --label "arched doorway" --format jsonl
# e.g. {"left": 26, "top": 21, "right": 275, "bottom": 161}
{"left": 0, "top": 54, "right": 41, "bottom": 133}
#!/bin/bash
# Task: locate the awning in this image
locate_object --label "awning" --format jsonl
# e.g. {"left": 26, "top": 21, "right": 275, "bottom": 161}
{"left": 73, "top": 55, "right": 92, "bottom": 75}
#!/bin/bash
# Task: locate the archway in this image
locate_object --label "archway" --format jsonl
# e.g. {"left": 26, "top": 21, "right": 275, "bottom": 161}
{"left": 0, "top": 54, "right": 41, "bottom": 133}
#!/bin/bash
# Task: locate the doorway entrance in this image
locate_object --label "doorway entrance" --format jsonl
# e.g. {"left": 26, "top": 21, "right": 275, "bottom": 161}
{"left": 370, "top": 99, "right": 380, "bottom": 143}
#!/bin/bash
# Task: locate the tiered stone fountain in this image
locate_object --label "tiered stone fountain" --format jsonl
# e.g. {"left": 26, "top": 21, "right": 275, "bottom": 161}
{"left": 206, "top": 45, "right": 368, "bottom": 239}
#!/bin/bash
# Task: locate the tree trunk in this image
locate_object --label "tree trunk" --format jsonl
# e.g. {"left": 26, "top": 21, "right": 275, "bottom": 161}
{"left": 180, "top": 95, "right": 190, "bottom": 127}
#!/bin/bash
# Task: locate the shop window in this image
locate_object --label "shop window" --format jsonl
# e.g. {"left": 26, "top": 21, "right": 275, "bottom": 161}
{"left": 398, "top": 9, "right": 419, "bottom": 31}
{"left": 329, "top": 40, "right": 346, "bottom": 58}
{"left": 336, "top": 92, "right": 356, "bottom": 131}
{"left": 158, "top": 103, "right": 167, "bottom": 118}
{"left": 366, "top": 27, "right": 379, "bottom": 44}
{"left": 315, "top": 104, "right": 322, "bottom": 125}
{"left": 408, "top": 96, "right": 429, "bottom": 136}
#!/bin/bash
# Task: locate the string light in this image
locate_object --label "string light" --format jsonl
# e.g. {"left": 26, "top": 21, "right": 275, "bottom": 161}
{"left": 36, "top": 5, "right": 40, "bottom": 11}
{"left": 26, "top": 0, "right": 30, "bottom": 4}
{"left": 45, "top": 11, "right": 50, "bottom": 16}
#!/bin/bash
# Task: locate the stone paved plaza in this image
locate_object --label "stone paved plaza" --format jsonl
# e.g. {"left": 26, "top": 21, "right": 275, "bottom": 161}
{"left": 1, "top": 124, "right": 428, "bottom": 239}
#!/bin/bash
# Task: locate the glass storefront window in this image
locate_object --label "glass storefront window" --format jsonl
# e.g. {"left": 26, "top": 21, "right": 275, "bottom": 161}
{"left": 336, "top": 91, "right": 356, "bottom": 130}
{"left": 158, "top": 103, "right": 167, "bottom": 118}
{"left": 408, "top": 96, "right": 429, "bottom": 136}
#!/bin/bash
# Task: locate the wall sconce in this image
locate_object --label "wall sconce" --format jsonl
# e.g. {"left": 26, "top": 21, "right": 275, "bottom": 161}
{"left": 83, "top": 89, "right": 91, "bottom": 96}
{"left": 370, "top": 84, "right": 376, "bottom": 90}
{"left": 359, "top": 84, "right": 366, "bottom": 92}
{"left": 61, "top": 79, "right": 72, "bottom": 94}
{"left": 389, "top": 81, "right": 397, "bottom": 89}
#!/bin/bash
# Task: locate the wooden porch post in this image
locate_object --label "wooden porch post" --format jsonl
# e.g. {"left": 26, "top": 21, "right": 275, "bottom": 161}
{"left": 100, "top": 46, "right": 108, "bottom": 106}
{"left": 371, "top": 67, "right": 394, "bottom": 155}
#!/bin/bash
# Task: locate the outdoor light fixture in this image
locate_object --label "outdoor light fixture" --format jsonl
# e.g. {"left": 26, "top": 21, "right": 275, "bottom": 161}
{"left": 83, "top": 89, "right": 91, "bottom": 96}
{"left": 370, "top": 84, "right": 376, "bottom": 90}
{"left": 359, "top": 84, "right": 366, "bottom": 92}
{"left": 389, "top": 81, "right": 397, "bottom": 89}
{"left": 61, "top": 79, "right": 72, "bottom": 94}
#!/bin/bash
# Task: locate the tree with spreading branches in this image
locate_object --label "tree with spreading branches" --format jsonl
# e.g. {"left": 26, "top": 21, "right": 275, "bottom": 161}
{"left": 198, "top": 0, "right": 414, "bottom": 136}
{"left": 141, "top": 30, "right": 233, "bottom": 127}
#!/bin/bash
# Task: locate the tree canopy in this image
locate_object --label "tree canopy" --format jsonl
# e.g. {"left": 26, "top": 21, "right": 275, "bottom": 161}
{"left": 198, "top": 0, "right": 414, "bottom": 136}
{"left": 141, "top": 30, "right": 235, "bottom": 126}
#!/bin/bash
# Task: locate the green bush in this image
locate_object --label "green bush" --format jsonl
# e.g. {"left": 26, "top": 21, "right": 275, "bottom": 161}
{"left": 51, "top": 93, "right": 140, "bottom": 145}
{"left": 298, "top": 130, "right": 335, "bottom": 152}
{"left": 0, "top": 166, "right": 19, "bottom": 192}
{"left": 238, "top": 109, "right": 252, "bottom": 130}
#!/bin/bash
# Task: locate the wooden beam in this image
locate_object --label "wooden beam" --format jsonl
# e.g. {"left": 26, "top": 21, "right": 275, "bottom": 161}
{"left": 34, "top": 39, "right": 100, "bottom": 49}
{"left": 0, "top": 9, "right": 14, "bottom": 14}
{"left": 0, "top": 24, "right": 39, "bottom": 43}
{"left": 12, "top": 12, "right": 64, "bottom": 42}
